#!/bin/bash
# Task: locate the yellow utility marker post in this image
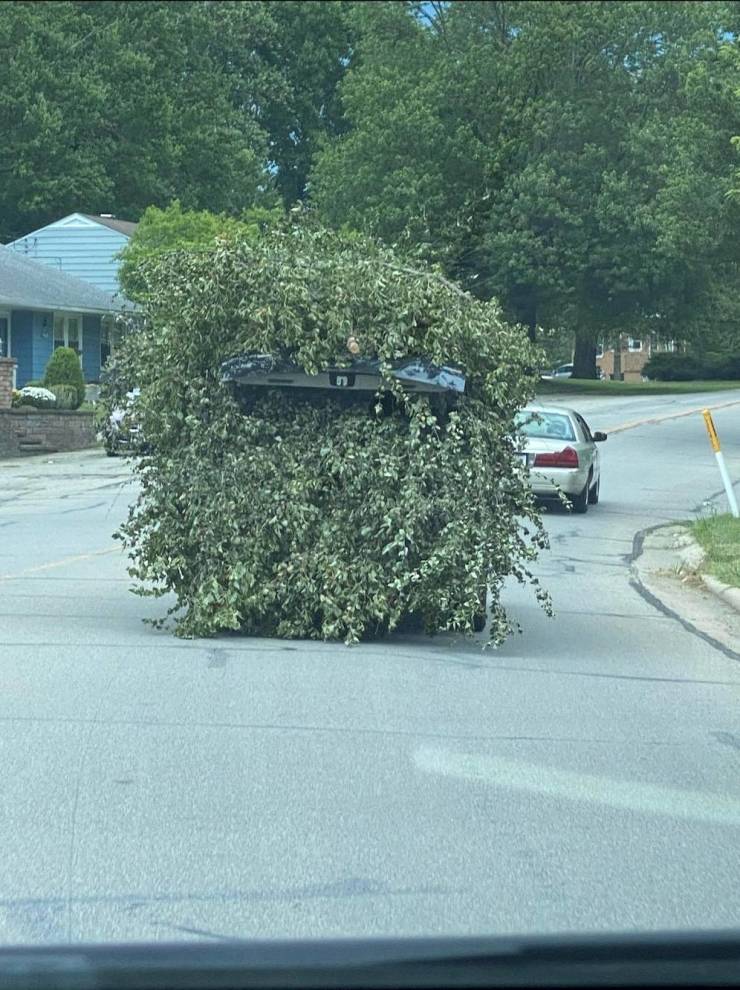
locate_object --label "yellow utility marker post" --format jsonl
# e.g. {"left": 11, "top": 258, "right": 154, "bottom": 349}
{"left": 703, "top": 409, "right": 739, "bottom": 518}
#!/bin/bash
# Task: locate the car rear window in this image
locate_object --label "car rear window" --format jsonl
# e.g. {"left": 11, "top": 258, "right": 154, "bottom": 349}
{"left": 516, "top": 411, "right": 576, "bottom": 441}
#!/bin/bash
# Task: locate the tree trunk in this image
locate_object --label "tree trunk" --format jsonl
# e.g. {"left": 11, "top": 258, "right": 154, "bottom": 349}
{"left": 572, "top": 332, "right": 598, "bottom": 379}
{"left": 612, "top": 335, "right": 623, "bottom": 380}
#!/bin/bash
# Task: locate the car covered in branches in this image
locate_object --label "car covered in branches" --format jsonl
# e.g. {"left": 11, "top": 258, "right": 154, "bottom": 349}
{"left": 220, "top": 350, "right": 488, "bottom": 631}
{"left": 115, "top": 224, "right": 549, "bottom": 644}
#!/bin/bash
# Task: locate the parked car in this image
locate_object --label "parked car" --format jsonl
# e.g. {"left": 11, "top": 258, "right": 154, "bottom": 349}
{"left": 102, "top": 387, "right": 142, "bottom": 456}
{"left": 515, "top": 404, "right": 606, "bottom": 513}
{"left": 549, "top": 362, "right": 574, "bottom": 379}
{"left": 542, "top": 363, "right": 606, "bottom": 381}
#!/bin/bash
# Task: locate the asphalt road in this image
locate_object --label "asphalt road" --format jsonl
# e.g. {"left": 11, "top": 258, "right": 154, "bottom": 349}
{"left": 1, "top": 391, "right": 740, "bottom": 946}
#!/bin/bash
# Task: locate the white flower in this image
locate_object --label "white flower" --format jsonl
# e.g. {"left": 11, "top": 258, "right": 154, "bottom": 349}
{"left": 20, "top": 386, "right": 56, "bottom": 402}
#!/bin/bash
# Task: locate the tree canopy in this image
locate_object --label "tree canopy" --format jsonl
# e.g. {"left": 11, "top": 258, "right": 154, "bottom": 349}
{"left": 117, "top": 201, "right": 282, "bottom": 302}
{"left": 312, "top": 0, "right": 740, "bottom": 375}
{"left": 2, "top": 0, "right": 738, "bottom": 372}
{"left": 0, "top": 0, "right": 352, "bottom": 240}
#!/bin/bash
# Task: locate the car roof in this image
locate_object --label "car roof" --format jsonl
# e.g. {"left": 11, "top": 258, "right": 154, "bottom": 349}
{"left": 520, "top": 404, "right": 581, "bottom": 419}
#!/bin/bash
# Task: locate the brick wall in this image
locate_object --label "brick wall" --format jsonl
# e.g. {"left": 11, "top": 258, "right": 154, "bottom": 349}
{"left": 597, "top": 345, "right": 649, "bottom": 382}
{"left": 0, "top": 408, "right": 97, "bottom": 458}
{"left": 0, "top": 357, "right": 16, "bottom": 409}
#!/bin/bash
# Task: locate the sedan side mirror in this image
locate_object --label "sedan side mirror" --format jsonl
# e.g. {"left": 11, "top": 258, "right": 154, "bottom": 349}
{"left": 593, "top": 431, "right": 607, "bottom": 442}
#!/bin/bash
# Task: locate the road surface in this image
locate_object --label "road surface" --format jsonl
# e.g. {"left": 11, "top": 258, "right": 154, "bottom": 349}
{"left": 1, "top": 391, "right": 739, "bottom": 945}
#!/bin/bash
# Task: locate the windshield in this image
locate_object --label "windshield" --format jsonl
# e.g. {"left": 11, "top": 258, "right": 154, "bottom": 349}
{"left": 2, "top": 0, "right": 740, "bottom": 962}
{"left": 516, "top": 411, "right": 577, "bottom": 441}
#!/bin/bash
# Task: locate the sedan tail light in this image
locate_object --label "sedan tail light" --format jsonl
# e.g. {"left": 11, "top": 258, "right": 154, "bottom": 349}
{"left": 533, "top": 447, "right": 579, "bottom": 468}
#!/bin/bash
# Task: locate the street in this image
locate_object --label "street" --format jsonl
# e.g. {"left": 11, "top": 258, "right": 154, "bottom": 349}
{"left": 1, "top": 391, "right": 740, "bottom": 945}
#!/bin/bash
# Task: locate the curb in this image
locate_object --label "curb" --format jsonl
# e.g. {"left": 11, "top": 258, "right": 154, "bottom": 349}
{"left": 629, "top": 521, "right": 740, "bottom": 662}
{"left": 702, "top": 573, "right": 740, "bottom": 614}
{"left": 671, "top": 527, "right": 740, "bottom": 617}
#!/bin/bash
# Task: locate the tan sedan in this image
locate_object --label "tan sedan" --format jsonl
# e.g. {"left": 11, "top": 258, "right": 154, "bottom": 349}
{"left": 515, "top": 405, "right": 607, "bottom": 513}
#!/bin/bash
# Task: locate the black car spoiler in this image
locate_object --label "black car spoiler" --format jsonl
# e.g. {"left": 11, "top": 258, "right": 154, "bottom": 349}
{"left": 220, "top": 354, "right": 466, "bottom": 395}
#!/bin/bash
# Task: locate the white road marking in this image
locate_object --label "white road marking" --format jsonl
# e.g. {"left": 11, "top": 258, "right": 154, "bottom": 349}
{"left": 414, "top": 745, "right": 740, "bottom": 826}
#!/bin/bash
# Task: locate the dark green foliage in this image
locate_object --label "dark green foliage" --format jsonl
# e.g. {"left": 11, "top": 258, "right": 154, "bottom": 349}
{"left": 311, "top": 1, "right": 740, "bottom": 375}
{"left": 644, "top": 352, "right": 740, "bottom": 381}
{"left": 116, "top": 222, "right": 550, "bottom": 643}
{"left": 0, "top": 1, "right": 353, "bottom": 240}
{"left": 43, "top": 347, "right": 85, "bottom": 405}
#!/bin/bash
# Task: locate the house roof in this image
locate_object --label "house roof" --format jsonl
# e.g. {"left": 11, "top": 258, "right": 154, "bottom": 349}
{"left": 83, "top": 214, "right": 138, "bottom": 237}
{"left": 0, "top": 244, "right": 120, "bottom": 314}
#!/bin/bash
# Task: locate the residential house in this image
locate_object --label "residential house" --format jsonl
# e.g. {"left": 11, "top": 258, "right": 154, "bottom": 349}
{"left": 5, "top": 213, "right": 137, "bottom": 366}
{"left": 0, "top": 244, "right": 120, "bottom": 388}
{"left": 5, "top": 213, "right": 136, "bottom": 296}
{"left": 596, "top": 335, "right": 676, "bottom": 382}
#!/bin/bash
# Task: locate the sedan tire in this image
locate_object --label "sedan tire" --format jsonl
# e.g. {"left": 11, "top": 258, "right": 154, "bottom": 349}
{"left": 570, "top": 479, "right": 589, "bottom": 514}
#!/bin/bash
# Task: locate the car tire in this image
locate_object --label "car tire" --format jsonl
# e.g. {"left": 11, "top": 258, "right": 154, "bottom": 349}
{"left": 588, "top": 476, "right": 600, "bottom": 505}
{"left": 570, "top": 479, "right": 589, "bottom": 514}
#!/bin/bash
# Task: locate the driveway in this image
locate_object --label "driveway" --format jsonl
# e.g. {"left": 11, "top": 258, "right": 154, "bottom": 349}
{"left": 1, "top": 396, "right": 740, "bottom": 945}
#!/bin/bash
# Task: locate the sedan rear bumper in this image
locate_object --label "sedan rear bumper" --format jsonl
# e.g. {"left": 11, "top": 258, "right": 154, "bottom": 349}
{"left": 528, "top": 467, "right": 590, "bottom": 497}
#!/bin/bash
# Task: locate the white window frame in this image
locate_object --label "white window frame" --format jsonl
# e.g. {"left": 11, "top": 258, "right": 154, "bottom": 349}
{"left": 595, "top": 342, "right": 604, "bottom": 358}
{"left": 627, "top": 337, "right": 643, "bottom": 352}
{"left": 53, "top": 312, "right": 84, "bottom": 353}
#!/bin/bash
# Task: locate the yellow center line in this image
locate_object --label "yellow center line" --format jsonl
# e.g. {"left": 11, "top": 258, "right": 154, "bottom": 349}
{"left": 0, "top": 547, "right": 120, "bottom": 582}
{"left": 605, "top": 396, "right": 740, "bottom": 435}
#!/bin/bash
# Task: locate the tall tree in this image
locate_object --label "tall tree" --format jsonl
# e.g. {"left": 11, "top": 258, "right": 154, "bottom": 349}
{"left": 0, "top": 1, "right": 354, "bottom": 241}
{"left": 258, "top": 1, "right": 354, "bottom": 204}
{"left": 312, "top": 1, "right": 740, "bottom": 376}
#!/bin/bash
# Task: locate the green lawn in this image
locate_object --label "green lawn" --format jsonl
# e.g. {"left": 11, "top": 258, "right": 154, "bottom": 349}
{"left": 537, "top": 377, "right": 740, "bottom": 397}
{"left": 693, "top": 514, "right": 740, "bottom": 588}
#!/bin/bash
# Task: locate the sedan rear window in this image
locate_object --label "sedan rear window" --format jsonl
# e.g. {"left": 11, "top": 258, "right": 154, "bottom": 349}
{"left": 515, "top": 411, "right": 576, "bottom": 441}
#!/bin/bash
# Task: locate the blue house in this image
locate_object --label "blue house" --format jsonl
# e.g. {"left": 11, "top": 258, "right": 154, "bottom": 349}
{"left": 5, "top": 213, "right": 137, "bottom": 298}
{"left": 0, "top": 245, "right": 120, "bottom": 388}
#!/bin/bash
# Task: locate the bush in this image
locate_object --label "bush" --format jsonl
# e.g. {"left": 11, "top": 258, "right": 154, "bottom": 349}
{"left": 50, "top": 383, "right": 82, "bottom": 410}
{"left": 644, "top": 351, "right": 740, "bottom": 382}
{"left": 15, "top": 386, "right": 57, "bottom": 409}
{"left": 116, "top": 223, "right": 550, "bottom": 644}
{"left": 43, "top": 347, "right": 85, "bottom": 405}
{"left": 643, "top": 353, "right": 701, "bottom": 381}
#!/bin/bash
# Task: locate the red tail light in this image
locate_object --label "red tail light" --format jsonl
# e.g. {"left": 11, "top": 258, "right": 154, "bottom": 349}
{"left": 533, "top": 447, "right": 579, "bottom": 468}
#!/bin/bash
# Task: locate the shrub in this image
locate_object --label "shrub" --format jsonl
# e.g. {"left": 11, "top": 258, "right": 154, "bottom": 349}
{"left": 644, "top": 351, "right": 740, "bottom": 381}
{"left": 43, "top": 347, "right": 85, "bottom": 405}
{"left": 644, "top": 353, "right": 705, "bottom": 381}
{"left": 16, "top": 386, "right": 57, "bottom": 408}
{"left": 116, "top": 223, "right": 550, "bottom": 644}
{"left": 704, "top": 352, "right": 740, "bottom": 380}
{"left": 50, "top": 383, "right": 82, "bottom": 410}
